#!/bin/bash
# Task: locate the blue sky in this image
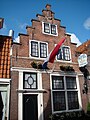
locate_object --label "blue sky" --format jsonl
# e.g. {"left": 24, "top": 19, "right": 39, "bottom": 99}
{"left": 0, "top": 0, "right": 90, "bottom": 45}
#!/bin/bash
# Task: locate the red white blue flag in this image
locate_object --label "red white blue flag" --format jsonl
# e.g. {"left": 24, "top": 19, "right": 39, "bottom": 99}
{"left": 42, "top": 37, "right": 66, "bottom": 69}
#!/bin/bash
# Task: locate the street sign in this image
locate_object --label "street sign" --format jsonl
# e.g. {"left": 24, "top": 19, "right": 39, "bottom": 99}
{"left": 78, "top": 54, "right": 87, "bottom": 67}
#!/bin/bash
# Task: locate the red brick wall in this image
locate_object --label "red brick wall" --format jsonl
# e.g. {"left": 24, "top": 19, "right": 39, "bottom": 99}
{"left": 10, "top": 71, "right": 19, "bottom": 120}
{"left": 42, "top": 73, "right": 51, "bottom": 120}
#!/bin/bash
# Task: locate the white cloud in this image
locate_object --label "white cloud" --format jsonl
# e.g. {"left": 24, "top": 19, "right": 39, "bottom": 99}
{"left": 83, "top": 17, "right": 90, "bottom": 30}
{"left": 68, "top": 33, "right": 82, "bottom": 47}
{"left": 14, "top": 36, "right": 19, "bottom": 43}
{"left": 3, "top": 23, "right": 7, "bottom": 29}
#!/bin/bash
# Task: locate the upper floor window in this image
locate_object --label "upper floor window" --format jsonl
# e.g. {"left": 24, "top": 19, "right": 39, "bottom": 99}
{"left": 30, "top": 40, "right": 48, "bottom": 59}
{"left": 51, "top": 24, "right": 56, "bottom": 35}
{"left": 57, "top": 46, "right": 71, "bottom": 61}
{"left": 42, "top": 22, "right": 58, "bottom": 36}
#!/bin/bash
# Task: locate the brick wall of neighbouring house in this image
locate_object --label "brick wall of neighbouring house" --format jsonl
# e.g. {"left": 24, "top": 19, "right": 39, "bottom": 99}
{"left": 10, "top": 71, "right": 18, "bottom": 120}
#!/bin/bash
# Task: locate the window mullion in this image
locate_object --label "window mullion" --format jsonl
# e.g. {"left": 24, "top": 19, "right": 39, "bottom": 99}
{"left": 64, "top": 76, "right": 68, "bottom": 111}
{"left": 49, "top": 23, "right": 51, "bottom": 34}
{"left": 38, "top": 42, "right": 40, "bottom": 58}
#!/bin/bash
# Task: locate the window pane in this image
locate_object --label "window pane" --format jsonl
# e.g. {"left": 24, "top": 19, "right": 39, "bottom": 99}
{"left": 44, "top": 23, "right": 50, "bottom": 33}
{"left": 66, "top": 77, "right": 77, "bottom": 89}
{"left": 53, "top": 91, "right": 66, "bottom": 111}
{"left": 57, "top": 47, "right": 70, "bottom": 61}
{"left": 31, "top": 41, "right": 39, "bottom": 57}
{"left": 40, "top": 43, "right": 47, "bottom": 58}
{"left": 57, "top": 48, "right": 63, "bottom": 60}
{"left": 63, "top": 47, "right": 70, "bottom": 61}
{"left": 23, "top": 72, "right": 37, "bottom": 89}
{"left": 51, "top": 25, "right": 56, "bottom": 35}
{"left": 52, "top": 76, "right": 64, "bottom": 89}
{"left": 67, "top": 91, "right": 79, "bottom": 110}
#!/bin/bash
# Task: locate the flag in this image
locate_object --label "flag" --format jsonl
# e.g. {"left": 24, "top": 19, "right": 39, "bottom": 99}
{"left": 42, "top": 37, "right": 66, "bottom": 69}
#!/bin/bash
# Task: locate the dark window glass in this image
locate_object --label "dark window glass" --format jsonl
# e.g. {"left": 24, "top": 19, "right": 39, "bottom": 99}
{"left": 52, "top": 75, "right": 79, "bottom": 112}
{"left": 66, "top": 77, "right": 77, "bottom": 89}
{"left": 51, "top": 25, "right": 56, "bottom": 35}
{"left": 53, "top": 91, "right": 66, "bottom": 111}
{"left": 63, "top": 47, "right": 70, "bottom": 61}
{"left": 57, "top": 48, "right": 63, "bottom": 60}
{"left": 57, "top": 47, "right": 70, "bottom": 61}
{"left": 40, "top": 43, "right": 47, "bottom": 58}
{"left": 23, "top": 72, "right": 37, "bottom": 89}
{"left": 44, "top": 23, "right": 50, "bottom": 33}
{"left": 31, "top": 41, "right": 38, "bottom": 57}
{"left": 67, "top": 91, "right": 79, "bottom": 110}
{"left": 52, "top": 76, "right": 64, "bottom": 89}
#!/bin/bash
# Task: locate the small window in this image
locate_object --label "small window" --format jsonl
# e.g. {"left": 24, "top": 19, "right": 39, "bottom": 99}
{"left": 44, "top": 23, "right": 50, "bottom": 33}
{"left": 51, "top": 25, "right": 56, "bottom": 35}
{"left": 23, "top": 72, "right": 37, "bottom": 89}
{"left": 66, "top": 77, "right": 77, "bottom": 89}
{"left": 67, "top": 91, "right": 79, "bottom": 110}
{"left": 53, "top": 91, "right": 66, "bottom": 111}
{"left": 52, "top": 76, "right": 64, "bottom": 89}
{"left": 63, "top": 47, "right": 70, "bottom": 60}
{"left": 40, "top": 43, "right": 47, "bottom": 58}
{"left": 57, "top": 46, "right": 70, "bottom": 61}
{"left": 31, "top": 41, "right": 39, "bottom": 57}
{"left": 42, "top": 22, "right": 58, "bottom": 36}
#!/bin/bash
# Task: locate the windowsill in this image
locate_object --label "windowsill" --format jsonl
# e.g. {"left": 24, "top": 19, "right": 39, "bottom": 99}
{"left": 52, "top": 108, "right": 82, "bottom": 114}
{"left": 16, "top": 89, "right": 47, "bottom": 93}
{"left": 42, "top": 32, "right": 58, "bottom": 36}
{"left": 56, "top": 59, "right": 72, "bottom": 63}
{"left": 29, "top": 56, "right": 46, "bottom": 60}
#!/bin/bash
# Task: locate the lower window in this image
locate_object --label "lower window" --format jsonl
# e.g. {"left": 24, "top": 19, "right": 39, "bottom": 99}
{"left": 51, "top": 75, "right": 79, "bottom": 112}
{"left": 67, "top": 91, "right": 79, "bottom": 110}
{"left": 53, "top": 91, "right": 66, "bottom": 111}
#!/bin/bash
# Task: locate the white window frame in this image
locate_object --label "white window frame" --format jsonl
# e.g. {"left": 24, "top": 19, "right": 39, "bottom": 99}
{"left": 29, "top": 40, "right": 48, "bottom": 60}
{"left": 42, "top": 22, "right": 58, "bottom": 36}
{"left": 56, "top": 45, "right": 72, "bottom": 62}
{"left": 0, "top": 78, "right": 11, "bottom": 120}
{"left": 50, "top": 74, "right": 82, "bottom": 114}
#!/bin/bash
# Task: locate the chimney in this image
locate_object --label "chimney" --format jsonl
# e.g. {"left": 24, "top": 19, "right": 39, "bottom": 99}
{"left": 0, "top": 18, "right": 4, "bottom": 29}
{"left": 45, "top": 4, "right": 51, "bottom": 10}
{"left": 9, "top": 30, "right": 14, "bottom": 38}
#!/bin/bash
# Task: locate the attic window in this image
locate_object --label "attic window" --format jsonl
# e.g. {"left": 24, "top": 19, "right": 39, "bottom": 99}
{"left": 42, "top": 22, "right": 58, "bottom": 36}
{"left": 51, "top": 24, "right": 56, "bottom": 34}
{"left": 44, "top": 23, "right": 50, "bottom": 33}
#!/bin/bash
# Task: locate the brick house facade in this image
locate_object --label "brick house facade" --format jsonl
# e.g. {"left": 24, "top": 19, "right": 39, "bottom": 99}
{"left": 10, "top": 4, "right": 87, "bottom": 120}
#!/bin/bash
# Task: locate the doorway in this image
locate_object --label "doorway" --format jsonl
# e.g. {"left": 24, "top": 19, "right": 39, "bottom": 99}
{"left": 23, "top": 94, "right": 38, "bottom": 120}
